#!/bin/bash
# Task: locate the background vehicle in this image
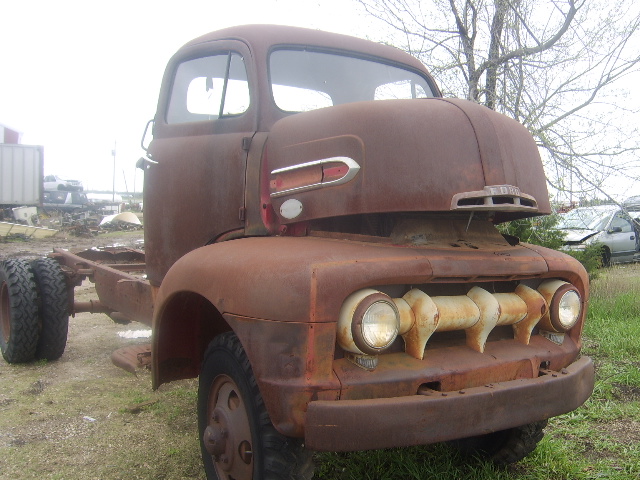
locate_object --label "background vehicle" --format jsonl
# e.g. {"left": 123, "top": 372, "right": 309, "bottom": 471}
{"left": 43, "top": 174, "right": 83, "bottom": 191}
{"left": 559, "top": 204, "right": 640, "bottom": 265}
{"left": 42, "top": 190, "right": 89, "bottom": 212}
{"left": 0, "top": 25, "right": 594, "bottom": 480}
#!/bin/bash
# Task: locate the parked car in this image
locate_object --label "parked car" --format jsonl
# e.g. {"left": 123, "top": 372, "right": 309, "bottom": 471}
{"left": 558, "top": 204, "right": 640, "bottom": 265}
{"left": 43, "top": 174, "right": 83, "bottom": 191}
{"left": 42, "top": 191, "right": 88, "bottom": 212}
{"left": 623, "top": 195, "right": 640, "bottom": 207}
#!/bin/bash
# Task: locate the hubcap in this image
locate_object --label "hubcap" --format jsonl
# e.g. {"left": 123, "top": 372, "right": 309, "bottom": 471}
{"left": 204, "top": 374, "right": 253, "bottom": 479}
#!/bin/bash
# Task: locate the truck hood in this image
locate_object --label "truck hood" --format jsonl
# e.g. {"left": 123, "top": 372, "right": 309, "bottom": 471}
{"left": 265, "top": 98, "right": 550, "bottom": 224}
{"left": 562, "top": 229, "right": 599, "bottom": 243}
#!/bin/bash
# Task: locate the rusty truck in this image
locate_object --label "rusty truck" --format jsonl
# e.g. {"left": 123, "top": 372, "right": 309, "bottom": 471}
{"left": 0, "top": 25, "right": 594, "bottom": 480}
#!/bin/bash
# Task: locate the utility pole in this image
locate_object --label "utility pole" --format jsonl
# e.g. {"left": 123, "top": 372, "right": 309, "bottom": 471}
{"left": 112, "top": 141, "right": 117, "bottom": 203}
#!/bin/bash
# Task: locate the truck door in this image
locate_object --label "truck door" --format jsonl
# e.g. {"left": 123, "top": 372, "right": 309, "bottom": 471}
{"left": 143, "top": 41, "right": 256, "bottom": 285}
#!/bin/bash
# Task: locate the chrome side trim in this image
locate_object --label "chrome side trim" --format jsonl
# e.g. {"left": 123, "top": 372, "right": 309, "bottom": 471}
{"left": 270, "top": 156, "right": 360, "bottom": 198}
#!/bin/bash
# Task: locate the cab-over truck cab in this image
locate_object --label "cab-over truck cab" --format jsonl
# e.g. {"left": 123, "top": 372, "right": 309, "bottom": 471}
{"left": 141, "top": 24, "right": 593, "bottom": 479}
{"left": 0, "top": 24, "right": 594, "bottom": 480}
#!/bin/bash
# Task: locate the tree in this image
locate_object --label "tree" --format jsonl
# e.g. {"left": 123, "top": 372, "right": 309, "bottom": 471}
{"left": 355, "top": 0, "right": 640, "bottom": 202}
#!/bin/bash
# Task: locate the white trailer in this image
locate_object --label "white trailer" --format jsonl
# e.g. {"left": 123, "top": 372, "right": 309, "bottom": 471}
{"left": 0, "top": 144, "right": 43, "bottom": 205}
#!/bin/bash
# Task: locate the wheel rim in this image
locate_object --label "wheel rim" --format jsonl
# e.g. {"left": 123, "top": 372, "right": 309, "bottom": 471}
{"left": 203, "top": 374, "right": 253, "bottom": 479}
{"left": 0, "top": 282, "right": 10, "bottom": 343}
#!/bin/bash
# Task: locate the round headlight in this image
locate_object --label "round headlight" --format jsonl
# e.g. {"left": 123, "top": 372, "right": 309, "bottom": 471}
{"left": 550, "top": 286, "right": 581, "bottom": 332}
{"left": 349, "top": 292, "right": 399, "bottom": 355}
{"left": 359, "top": 301, "right": 399, "bottom": 350}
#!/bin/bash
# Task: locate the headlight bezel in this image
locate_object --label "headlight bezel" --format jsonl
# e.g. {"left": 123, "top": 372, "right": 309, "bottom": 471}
{"left": 351, "top": 293, "right": 400, "bottom": 355}
{"left": 338, "top": 289, "right": 401, "bottom": 356}
{"left": 548, "top": 284, "right": 582, "bottom": 332}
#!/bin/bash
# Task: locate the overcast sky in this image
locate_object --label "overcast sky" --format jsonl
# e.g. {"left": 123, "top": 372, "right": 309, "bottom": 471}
{"left": 0, "top": 0, "right": 368, "bottom": 192}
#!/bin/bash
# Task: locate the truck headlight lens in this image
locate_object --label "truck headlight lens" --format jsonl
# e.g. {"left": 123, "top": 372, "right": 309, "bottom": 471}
{"left": 338, "top": 289, "right": 400, "bottom": 356}
{"left": 357, "top": 300, "right": 399, "bottom": 351}
{"left": 552, "top": 288, "right": 581, "bottom": 331}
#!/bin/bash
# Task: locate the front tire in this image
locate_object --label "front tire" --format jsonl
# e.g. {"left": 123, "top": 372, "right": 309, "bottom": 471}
{"left": 198, "top": 332, "right": 313, "bottom": 480}
{"left": 450, "top": 420, "right": 547, "bottom": 465}
{"left": 0, "top": 259, "right": 39, "bottom": 363}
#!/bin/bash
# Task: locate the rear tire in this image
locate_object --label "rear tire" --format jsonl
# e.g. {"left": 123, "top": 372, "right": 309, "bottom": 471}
{"left": 31, "top": 258, "right": 69, "bottom": 360}
{"left": 198, "top": 332, "right": 314, "bottom": 480}
{"left": 450, "top": 420, "right": 547, "bottom": 465}
{"left": 0, "top": 259, "right": 39, "bottom": 363}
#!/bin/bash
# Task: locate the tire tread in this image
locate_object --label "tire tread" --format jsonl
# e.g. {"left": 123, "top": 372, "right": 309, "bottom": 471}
{"left": 0, "top": 259, "right": 39, "bottom": 363}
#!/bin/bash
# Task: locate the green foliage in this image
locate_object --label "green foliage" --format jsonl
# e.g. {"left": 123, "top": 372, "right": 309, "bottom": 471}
{"left": 497, "top": 214, "right": 565, "bottom": 250}
{"left": 563, "top": 242, "right": 605, "bottom": 279}
{"left": 498, "top": 214, "right": 603, "bottom": 277}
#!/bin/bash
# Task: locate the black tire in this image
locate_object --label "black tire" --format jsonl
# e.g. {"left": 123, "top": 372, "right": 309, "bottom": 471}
{"left": 450, "top": 420, "right": 547, "bottom": 465}
{"left": 0, "top": 259, "right": 40, "bottom": 363}
{"left": 198, "top": 332, "right": 314, "bottom": 480}
{"left": 602, "top": 247, "right": 611, "bottom": 267}
{"left": 31, "top": 258, "right": 69, "bottom": 360}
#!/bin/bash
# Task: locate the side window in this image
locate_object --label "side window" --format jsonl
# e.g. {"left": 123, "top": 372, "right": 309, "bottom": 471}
{"left": 167, "top": 52, "right": 249, "bottom": 124}
{"left": 611, "top": 214, "right": 633, "bottom": 233}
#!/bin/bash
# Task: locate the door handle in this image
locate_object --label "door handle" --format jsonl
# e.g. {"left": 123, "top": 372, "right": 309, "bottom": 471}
{"left": 136, "top": 157, "right": 158, "bottom": 170}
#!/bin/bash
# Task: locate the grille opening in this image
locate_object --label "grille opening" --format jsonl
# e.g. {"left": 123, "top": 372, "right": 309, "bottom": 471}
{"left": 457, "top": 198, "right": 484, "bottom": 206}
{"left": 538, "top": 361, "right": 551, "bottom": 374}
{"left": 493, "top": 197, "right": 515, "bottom": 205}
{"left": 521, "top": 199, "right": 535, "bottom": 207}
{"left": 418, "top": 381, "right": 442, "bottom": 393}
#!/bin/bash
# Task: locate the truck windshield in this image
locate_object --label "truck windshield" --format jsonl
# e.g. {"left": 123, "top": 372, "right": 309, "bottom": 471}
{"left": 269, "top": 49, "right": 435, "bottom": 112}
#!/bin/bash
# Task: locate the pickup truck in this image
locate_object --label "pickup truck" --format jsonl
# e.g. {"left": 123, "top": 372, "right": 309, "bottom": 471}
{"left": 0, "top": 25, "right": 594, "bottom": 480}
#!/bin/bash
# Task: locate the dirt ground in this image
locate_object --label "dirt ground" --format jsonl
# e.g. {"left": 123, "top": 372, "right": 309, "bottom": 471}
{"left": 0, "top": 231, "right": 204, "bottom": 480}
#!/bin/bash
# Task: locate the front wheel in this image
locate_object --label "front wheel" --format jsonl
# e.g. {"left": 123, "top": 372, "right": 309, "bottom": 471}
{"left": 198, "top": 332, "right": 314, "bottom": 480}
{"left": 450, "top": 420, "right": 547, "bottom": 465}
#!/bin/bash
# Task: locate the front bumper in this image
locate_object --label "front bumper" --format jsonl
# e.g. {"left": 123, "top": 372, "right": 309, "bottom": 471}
{"left": 304, "top": 355, "right": 593, "bottom": 451}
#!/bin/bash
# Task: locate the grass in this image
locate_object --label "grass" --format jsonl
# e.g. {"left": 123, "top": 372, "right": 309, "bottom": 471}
{"left": 315, "top": 264, "right": 640, "bottom": 480}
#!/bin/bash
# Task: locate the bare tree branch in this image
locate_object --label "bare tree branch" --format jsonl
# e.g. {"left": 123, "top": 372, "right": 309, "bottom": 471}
{"left": 355, "top": 0, "right": 640, "bottom": 202}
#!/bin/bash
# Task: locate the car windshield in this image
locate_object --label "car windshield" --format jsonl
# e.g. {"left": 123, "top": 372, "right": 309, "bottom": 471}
{"left": 558, "top": 208, "right": 612, "bottom": 231}
{"left": 269, "top": 49, "right": 435, "bottom": 112}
